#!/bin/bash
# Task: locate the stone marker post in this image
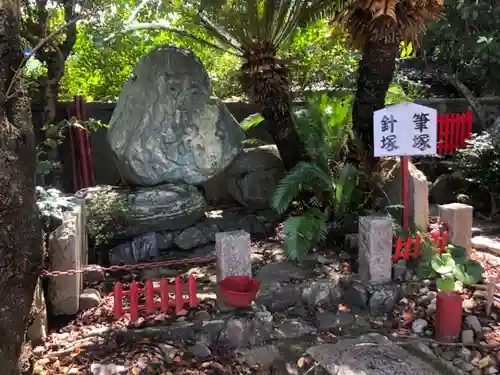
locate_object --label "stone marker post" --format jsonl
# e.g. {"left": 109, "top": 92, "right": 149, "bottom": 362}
{"left": 215, "top": 230, "right": 252, "bottom": 282}
{"left": 48, "top": 198, "right": 88, "bottom": 315}
{"left": 438, "top": 203, "right": 473, "bottom": 251}
{"left": 358, "top": 215, "right": 393, "bottom": 283}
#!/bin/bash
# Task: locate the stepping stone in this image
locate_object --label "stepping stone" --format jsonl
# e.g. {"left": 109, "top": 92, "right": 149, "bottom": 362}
{"left": 306, "top": 333, "right": 446, "bottom": 375}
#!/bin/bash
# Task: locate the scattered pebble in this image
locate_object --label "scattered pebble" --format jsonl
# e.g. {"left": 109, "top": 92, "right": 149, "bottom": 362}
{"left": 458, "top": 347, "right": 472, "bottom": 361}
{"left": 462, "top": 299, "right": 475, "bottom": 311}
{"left": 485, "top": 366, "right": 499, "bottom": 375}
{"left": 412, "top": 319, "right": 428, "bottom": 334}
{"left": 441, "top": 349, "right": 457, "bottom": 361}
{"left": 465, "top": 315, "right": 482, "bottom": 335}
{"left": 419, "top": 287, "right": 430, "bottom": 295}
{"left": 479, "top": 356, "right": 491, "bottom": 369}
{"left": 459, "top": 362, "right": 475, "bottom": 372}
{"left": 461, "top": 329, "right": 475, "bottom": 345}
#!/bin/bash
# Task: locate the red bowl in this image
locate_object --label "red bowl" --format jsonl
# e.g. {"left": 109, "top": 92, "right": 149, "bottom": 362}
{"left": 219, "top": 276, "right": 261, "bottom": 308}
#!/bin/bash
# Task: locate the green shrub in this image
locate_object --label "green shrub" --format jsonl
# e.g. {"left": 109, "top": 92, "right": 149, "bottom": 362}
{"left": 271, "top": 94, "right": 362, "bottom": 260}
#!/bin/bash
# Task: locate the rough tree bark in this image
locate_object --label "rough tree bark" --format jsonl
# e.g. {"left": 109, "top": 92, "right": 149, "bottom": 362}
{"left": 352, "top": 28, "right": 400, "bottom": 168}
{"left": 0, "top": 1, "right": 43, "bottom": 373}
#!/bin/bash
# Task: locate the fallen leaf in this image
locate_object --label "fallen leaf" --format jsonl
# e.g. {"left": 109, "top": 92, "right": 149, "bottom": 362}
{"left": 402, "top": 308, "right": 414, "bottom": 328}
{"left": 70, "top": 347, "right": 81, "bottom": 357}
{"left": 338, "top": 304, "right": 348, "bottom": 312}
{"left": 297, "top": 357, "right": 305, "bottom": 368}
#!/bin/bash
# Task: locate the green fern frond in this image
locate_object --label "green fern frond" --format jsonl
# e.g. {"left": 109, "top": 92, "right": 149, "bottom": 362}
{"left": 271, "top": 161, "right": 332, "bottom": 215}
{"left": 334, "top": 163, "right": 359, "bottom": 217}
{"left": 283, "top": 208, "right": 328, "bottom": 261}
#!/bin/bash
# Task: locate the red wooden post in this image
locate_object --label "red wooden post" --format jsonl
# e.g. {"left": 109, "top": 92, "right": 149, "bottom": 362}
{"left": 160, "top": 278, "right": 169, "bottom": 312}
{"left": 145, "top": 279, "right": 155, "bottom": 314}
{"left": 175, "top": 276, "right": 183, "bottom": 314}
{"left": 414, "top": 234, "right": 422, "bottom": 258}
{"left": 130, "top": 280, "right": 140, "bottom": 322}
{"left": 188, "top": 275, "right": 198, "bottom": 307}
{"left": 113, "top": 282, "right": 123, "bottom": 318}
{"left": 401, "top": 156, "right": 409, "bottom": 232}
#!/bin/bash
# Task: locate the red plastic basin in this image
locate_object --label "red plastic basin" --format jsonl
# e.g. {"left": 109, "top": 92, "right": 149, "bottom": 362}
{"left": 219, "top": 276, "right": 261, "bottom": 308}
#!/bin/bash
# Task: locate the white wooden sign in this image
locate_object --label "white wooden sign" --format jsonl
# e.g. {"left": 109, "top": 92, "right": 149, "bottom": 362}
{"left": 373, "top": 102, "right": 437, "bottom": 157}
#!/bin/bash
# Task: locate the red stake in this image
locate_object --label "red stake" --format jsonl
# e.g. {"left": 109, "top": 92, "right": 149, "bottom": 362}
{"left": 401, "top": 156, "right": 409, "bottom": 232}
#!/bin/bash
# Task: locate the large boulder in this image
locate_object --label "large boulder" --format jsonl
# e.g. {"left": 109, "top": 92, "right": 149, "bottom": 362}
{"left": 108, "top": 45, "right": 245, "bottom": 186}
{"left": 77, "top": 184, "right": 206, "bottom": 243}
{"left": 226, "top": 145, "right": 285, "bottom": 209}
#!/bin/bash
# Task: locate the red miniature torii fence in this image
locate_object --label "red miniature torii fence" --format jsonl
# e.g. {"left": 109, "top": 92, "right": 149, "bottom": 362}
{"left": 392, "top": 231, "right": 449, "bottom": 262}
{"left": 437, "top": 111, "right": 473, "bottom": 155}
{"left": 113, "top": 275, "right": 199, "bottom": 322}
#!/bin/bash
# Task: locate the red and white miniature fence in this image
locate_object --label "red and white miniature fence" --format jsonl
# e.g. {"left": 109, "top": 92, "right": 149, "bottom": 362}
{"left": 113, "top": 275, "right": 199, "bottom": 322}
{"left": 437, "top": 111, "right": 473, "bottom": 155}
{"left": 393, "top": 231, "right": 449, "bottom": 262}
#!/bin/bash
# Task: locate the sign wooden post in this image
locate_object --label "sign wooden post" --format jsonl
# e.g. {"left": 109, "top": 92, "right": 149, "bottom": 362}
{"left": 373, "top": 103, "right": 437, "bottom": 232}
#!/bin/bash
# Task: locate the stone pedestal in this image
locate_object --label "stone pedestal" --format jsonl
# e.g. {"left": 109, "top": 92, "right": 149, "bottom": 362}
{"left": 48, "top": 199, "right": 88, "bottom": 315}
{"left": 438, "top": 203, "right": 473, "bottom": 251}
{"left": 358, "top": 216, "right": 393, "bottom": 283}
{"left": 215, "top": 230, "right": 251, "bottom": 282}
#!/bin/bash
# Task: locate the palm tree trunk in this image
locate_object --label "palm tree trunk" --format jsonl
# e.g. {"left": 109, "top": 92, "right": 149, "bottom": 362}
{"left": 352, "top": 32, "right": 400, "bottom": 168}
{"left": 261, "top": 94, "right": 307, "bottom": 170}
{"left": 241, "top": 53, "right": 307, "bottom": 170}
{"left": 0, "top": 1, "right": 43, "bottom": 373}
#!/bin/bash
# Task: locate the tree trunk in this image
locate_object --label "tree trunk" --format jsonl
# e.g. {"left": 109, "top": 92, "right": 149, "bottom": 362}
{"left": 261, "top": 94, "right": 307, "bottom": 170}
{"left": 352, "top": 31, "right": 400, "bottom": 168}
{"left": 0, "top": 1, "right": 43, "bottom": 373}
{"left": 241, "top": 52, "right": 307, "bottom": 170}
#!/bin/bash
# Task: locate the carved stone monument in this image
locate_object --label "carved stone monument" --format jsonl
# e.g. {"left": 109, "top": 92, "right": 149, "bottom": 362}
{"left": 358, "top": 215, "right": 393, "bottom": 283}
{"left": 108, "top": 45, "right": 245, "bottom": 186}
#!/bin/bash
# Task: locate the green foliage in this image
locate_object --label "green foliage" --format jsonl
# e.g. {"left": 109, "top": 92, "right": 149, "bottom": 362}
{"left": 450, "top": 131, "right": 500, "bottom": 215}
{"left": 416, "top": 242, "right": 484, "bottom": 292}
{"left": 271, "top": 94, "right": 361, "bottom": 260}
{"left": 421, "top": 0, "right": 500, "bottom": 96}
{"left": 282, "top": 21, "right": 359, "bottom": 96}
{"left": 36, "top": 118, "right": 107, "bottom": 180}
{"left": 54, "top": 0, "right": 359, "bottom": 101}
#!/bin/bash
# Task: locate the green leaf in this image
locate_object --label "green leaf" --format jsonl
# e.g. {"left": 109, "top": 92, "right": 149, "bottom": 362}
{"left": 240, "top": 113, "right": 264, "bottom": 130}
{"left": 446, "top": 244, "right": 467, "bottom": 264}
{"left": 283, "top": 209, "right": 327, "bottom": 261}
{"left": 242, "top": 138, "right": 267, "bottom": 146}
{"left": 436, "top": 276, "right": 457, "bottom": 292}
{"left": 431, "top": 253, "right": 456, "bottom": 275}
{"left": 271, "top": 161, "right": 331, "bottom": 215}
{"left": 452, "top": 259, "right": 484, "bottom": 285}
{"left": 334, "top": 163, "right": 358, "bottom": 218}
{"left": 416, "top": 260, "right": 435, "bottom": 279}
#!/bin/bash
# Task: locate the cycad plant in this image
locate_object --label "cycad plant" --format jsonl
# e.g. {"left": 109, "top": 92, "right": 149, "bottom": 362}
{"left": 271, "top": 95, "right": 360, "bottom": 260}
{"left": 188, "top": 0, "right": 354, "bottom": 169}
{"left": 339, "top": 0, "right": 444, "bottom": 166}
